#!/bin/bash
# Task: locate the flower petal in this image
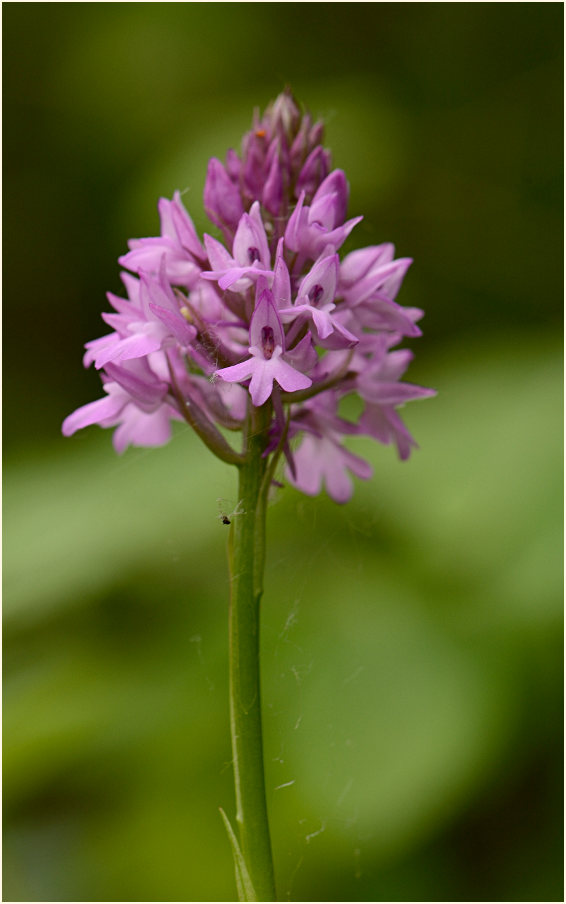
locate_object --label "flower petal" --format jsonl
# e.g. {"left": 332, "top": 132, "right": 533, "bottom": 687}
{"left": 62, "top": 390, "right": 124, "bottom": 436}
{"left": 248, "top": 360, "right": 276, "bottom": 406}
{"left": 215, "top": 357, "right": 257, "bottom": 385}
{"left": 270, "top": 356, "right": 312, "bottom": 394}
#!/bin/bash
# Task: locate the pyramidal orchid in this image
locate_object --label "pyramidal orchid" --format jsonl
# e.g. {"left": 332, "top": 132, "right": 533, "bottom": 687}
{"left": 63, "top": 90, "right": 435, "bottom": 901}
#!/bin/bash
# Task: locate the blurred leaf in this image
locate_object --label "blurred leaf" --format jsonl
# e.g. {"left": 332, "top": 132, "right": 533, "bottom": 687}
{"left": 4, "top": 428, "right": 234, "bottom": 626}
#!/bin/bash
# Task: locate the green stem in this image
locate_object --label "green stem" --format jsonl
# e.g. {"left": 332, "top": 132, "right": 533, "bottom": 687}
{"left": 227, "top": 403, "right": 276, "bottom": 902}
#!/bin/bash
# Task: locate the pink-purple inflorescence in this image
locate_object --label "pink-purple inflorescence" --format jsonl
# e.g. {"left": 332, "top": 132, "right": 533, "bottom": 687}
{"left": 63, "top": 90, "right": 435, "bottom": 503}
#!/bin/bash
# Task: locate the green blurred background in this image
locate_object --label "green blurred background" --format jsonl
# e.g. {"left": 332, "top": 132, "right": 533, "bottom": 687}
{"left": 3, "top": 4, "right": 563, "bottom": 902}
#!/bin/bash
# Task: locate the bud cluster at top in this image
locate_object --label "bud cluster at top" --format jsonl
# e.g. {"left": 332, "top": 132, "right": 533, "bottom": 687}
{"left": 63, "top": 90, "right": 435, "bottom": 503}
{"left": 204, "top": 90, "right": 330, "bottom": 246}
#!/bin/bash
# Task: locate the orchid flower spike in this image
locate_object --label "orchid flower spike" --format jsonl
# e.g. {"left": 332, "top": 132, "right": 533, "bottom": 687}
{"left": 63, "top": 90, "right": 435, "bottom": 502}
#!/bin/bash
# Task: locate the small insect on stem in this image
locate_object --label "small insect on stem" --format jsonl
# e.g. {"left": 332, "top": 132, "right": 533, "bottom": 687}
{"left": 217, "top": 498, "right": 246, "bottom": 526}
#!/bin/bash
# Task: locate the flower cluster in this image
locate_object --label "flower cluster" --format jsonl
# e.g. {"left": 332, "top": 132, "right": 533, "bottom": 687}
{"left": 63, "top": 91, "right": 434, "bottom": 503}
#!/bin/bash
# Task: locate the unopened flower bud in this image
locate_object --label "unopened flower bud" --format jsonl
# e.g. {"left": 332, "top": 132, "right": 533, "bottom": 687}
{"left": 266, "top": 87, "right": 301, "bottom": 138}
{"left": 296, "top": 146, "right": 330, "bottom": 202}
{"left": 262, "top": 152, "right": 284, "bottom": 217}
{"left": 203, "top": 158, "right": 244, "bottom": 235}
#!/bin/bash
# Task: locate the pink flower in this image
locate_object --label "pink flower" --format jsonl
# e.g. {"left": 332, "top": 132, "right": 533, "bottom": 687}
{"left": 289, "top": 432, "right": 372, "bottom": 504}
{"left": 62, "top": 358, "right": 179, "bottom": 454}
{"left": 285, "top": 171, "right": 363, "bottom": 259}
{"left": 285, "top": 394, "right": 372, "bottom": 504}
{"left": 119, "top": 191, "right": 205, "bottom": 288}
{"left": 215, "top": 290, "right": 311, "bottom": 406}
{"left": 356, "top": 343, "right": 436, "bottom": 460}
{"left": 339, "top": 244, "right": 420, "bottom": 337}
{"left": 279, "top": 252, "right": 358, "bottom": 346}
{"left": 202, "top": 202, "right": 272, "bottom": 292}
{"left": 85, "top": 266, "right": 197, "bottom": 370}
